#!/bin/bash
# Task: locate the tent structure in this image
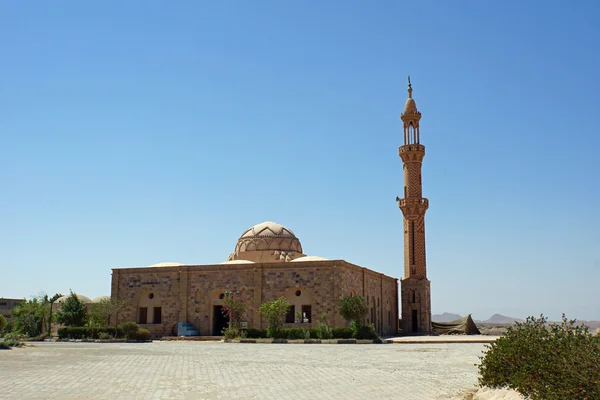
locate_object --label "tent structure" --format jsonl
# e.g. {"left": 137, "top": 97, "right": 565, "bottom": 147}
{"left": 432, "top": 314, "right": 481, "bottom": 335}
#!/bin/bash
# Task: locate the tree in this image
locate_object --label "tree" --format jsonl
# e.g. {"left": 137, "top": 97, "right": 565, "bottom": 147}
{"left": 55, "top": 291, "right": 88, "bottom": 327}
{"left": 222, "top": 291, "right": 250, "bottom": 338}
{"left": 11, "top": 296, "right": 47, "bottom": 337}
{"left": 258, "top": 297, "right": 291, "bottom": 338}
{"left": 0, "top": 314, "right": 7, "bottom": 334}
{"left": 339, "top": 295, "right": 369, "bottom": 328}
{"left": 89, "top": 298, "right": 126, "bottom": 327}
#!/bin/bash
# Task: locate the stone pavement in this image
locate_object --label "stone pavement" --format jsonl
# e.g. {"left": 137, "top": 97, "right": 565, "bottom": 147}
{"left": 0, "top": 341, "right": 489, "bottom": 400}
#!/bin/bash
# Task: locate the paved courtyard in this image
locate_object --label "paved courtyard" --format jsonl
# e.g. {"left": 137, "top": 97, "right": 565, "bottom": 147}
{"left": 0, "top": 341, "right": 487, "bottom": 400}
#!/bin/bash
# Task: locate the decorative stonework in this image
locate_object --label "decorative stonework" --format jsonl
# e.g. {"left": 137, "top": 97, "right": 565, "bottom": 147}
{"left": 398, "top": 79, "right": 432, "bottom": 334}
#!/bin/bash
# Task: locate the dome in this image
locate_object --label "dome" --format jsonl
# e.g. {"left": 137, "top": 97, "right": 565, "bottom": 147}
{"left": 404, "top": 98, "right": 418, "bottom": 114}
{"left": 92, "top": 296, "right": 111, "bottom": 303}
{"left": 148, "top": 262, "right": 185, "bottom": 268}
{"left": 227, "top": 221, "right": 305, "bottom": 263}
{"left": 291, "top": 255, "right": 329, "bottom": 262}
{"left": 56, "top": 293, "right": 92, "bottom": 304}
{"left": 220, "top": 260, "right": 255, "bottom": 265}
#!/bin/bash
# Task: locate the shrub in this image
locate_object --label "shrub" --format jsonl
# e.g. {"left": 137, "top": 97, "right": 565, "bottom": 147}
{"left": 282, "top": 328, "right": 309, "bottom": 340}
{"left": 331, "top": 327, "right": 354, "bottom": 339}
{"left": 57, "top": 326, "right": 124, "bottom": 339}
{"left": 222, "top": 325, "right": 238, "bottom": 340}
{"left": 135, "top": 328, "right": 151, "bottom": 342}
{"left": 98, "top": 332, "right": 112, "bottom": 340}
{"left": 356, "top": 324, "right": 379, "bottom": 340}
{"left": 245, "top": 328, "right": 267, "bottom": 338}
{"left": 259, "top": 298, "right": 291, "bottom": 338}
{"left": 0, "top": 314, "right": 7, "bottom": 333}
{"left": 315, "top": 313, "right": 333, "bottom": 339}
{"left": 120, "top": 322, "right": 139, "bottom": 340}
{"left": 0, "top": 341, "right": 9, "bottom": 350}
{"left": 478, "top": 314, "right": 600, "bottom": 400}
{"left": 339, "top": 296, "right": 368, "bottom": 328}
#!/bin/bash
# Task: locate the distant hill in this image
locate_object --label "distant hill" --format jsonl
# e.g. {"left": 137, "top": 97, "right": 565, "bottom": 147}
{"left": 484, "top": 314, "right": 525, "bottom": 324}
{"left": 432, "top": 312, "right": 462, "bottom": 322}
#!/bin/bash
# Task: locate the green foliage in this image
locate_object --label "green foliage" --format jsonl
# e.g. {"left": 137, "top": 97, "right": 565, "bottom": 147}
{"left": 355, "top": 324, "right": 379, "bottom": 340}
{"left": 0, "top": 341, "right": 9, "bottom": 350}
{"left": 0, "top": 314, "right": 6, "bottom": 333}
{"left": 11, "top": 295, "right": 48, "bottom": 337}
{"left": 1, "top": 332, "right": 25, "bottom": 347}
{"left": 88, "top": 298, "right": 126, "bottom": 327}
{"left": 57, "top": 326, "right": 124, "bottom": 339}
{"left": 339, "top": 296, "right": 368, "bottom": 328}
{"left": 315, "top": 313, "right": 333, "bottom": 339}
{"left": 120, "top": 322, "right": 139, "bottom": 340}
{"left": 478, "top": 314, "right": 600, "bottom": 400}
{"left": 331, "top": 327, "right": 354, "bottom": 339}
{"left": 135, "top": 328, "right": 151, "bottom": 341}
{"left": 222, "top": 326, "right": 238, "bottom": 340}
{"left": 245, "top": 328, "right": 267, "bottom": 338}
{"left": 259, "top": 297, "right": 291, "bottom": 338}
{"left": 55, "top": 291, "right": 88, "bottom": 327}
{"left": 222, "top": 291, "right": 250, "bottom": 338}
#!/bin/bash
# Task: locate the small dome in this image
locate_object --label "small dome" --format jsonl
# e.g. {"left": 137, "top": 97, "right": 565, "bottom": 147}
{"left": 404, "top": 98, "right": 418, "bottom": 114}
{"left": 240, "top": 221, "right": 297, "bottom": 239}
{"left": 57, "top": 293, "right": 92, "bottom": 304}
{"left": 228, "top": 221, "right": 305, "bottom": 263}
{"left": 220, "top": 260, "right": 255, "bottom": 265}
{"left": 291, "top": 256, "right": 329, "bottom": 262}
{"left": 148, "top": 262, "right": 185, "bottom": 268}
{"left": 92, "top": 296, "right": 111, "bottom": 303}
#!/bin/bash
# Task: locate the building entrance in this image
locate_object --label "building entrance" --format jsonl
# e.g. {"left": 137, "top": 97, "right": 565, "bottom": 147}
{"left": 412, "top": 310, "right": 418, "bottom": 333}
{"left": 213, "top": 305, "right": 229, "bottom": 336}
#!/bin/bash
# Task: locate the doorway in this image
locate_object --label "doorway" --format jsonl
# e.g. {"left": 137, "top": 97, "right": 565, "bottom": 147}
{"left": 412, "top": 310, "right": 419, "bottom": 333}
{"left": 213, "top": 305, "right": 229, "bottom": 336}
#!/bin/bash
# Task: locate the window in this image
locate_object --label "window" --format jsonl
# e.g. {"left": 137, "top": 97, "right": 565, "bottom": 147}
{"left": 0, "top": 302, "right": 7, "bottom": 306}
{"left": 153, "top": 307, "right": 162, "bottom": 324}
{"left": 285, "top": 305, "right": 296, "bottom": 323}
{"left": 301, "top": 305, "right": 312, "bottom": 323}
{"left": 139, "top": 307, "right": 148, "bottom": 324}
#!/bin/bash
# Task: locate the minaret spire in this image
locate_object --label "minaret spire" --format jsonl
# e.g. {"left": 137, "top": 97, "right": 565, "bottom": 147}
{"left": 396, "top": 78, "right": 431, "bottom": 334}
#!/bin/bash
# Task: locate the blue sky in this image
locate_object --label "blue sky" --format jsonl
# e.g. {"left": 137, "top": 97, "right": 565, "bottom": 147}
{"left": 1, "top": 1, "right": 599, "bottom": 321}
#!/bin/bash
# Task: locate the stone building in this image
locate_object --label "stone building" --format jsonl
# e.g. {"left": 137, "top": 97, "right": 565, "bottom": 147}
{"left": 111, "top": 221, "right": 399, "bottom": 338}
{"left": 111, "top": 80, "right": 432, "bottom": 338}
{"left": 0, "top": 298, "right": 25, "bottom": 320}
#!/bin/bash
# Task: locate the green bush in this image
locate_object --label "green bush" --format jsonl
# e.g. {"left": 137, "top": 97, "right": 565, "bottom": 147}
{"left": 331, "top": 327, "right": 354, "bottom": 339}
{"left": 57, "top": 326, "right": 124, "bottom": 339}
{"left": 135, "top": 328, "right": 151, "bottom": 342}
{"left": 0, "top": 341, "right": 10, "bottom": 350}
{"left": 356, "top": 324, "right": 379, "bottom": 340}
{"left": 478, "top": 315, "right": 600, "bottom": 400}
{"left": 0, "top": 314, "right": 7, "bottom": 333}
{"left": 120, "top": 322, "right": 139, "bottom": 340}
{"left": 245, "top": 328, "right": 267, "bottom": 338}
{"left": 259, "top": 298, "right": 291, "bottom": 338}
{"left": 315, "top": 313, "right": 333, "bottom": 339}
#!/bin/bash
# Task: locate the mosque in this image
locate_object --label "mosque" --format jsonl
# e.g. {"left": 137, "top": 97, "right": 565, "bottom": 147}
{"left": 110, "top": 80, "right": 431, "bottom": 338}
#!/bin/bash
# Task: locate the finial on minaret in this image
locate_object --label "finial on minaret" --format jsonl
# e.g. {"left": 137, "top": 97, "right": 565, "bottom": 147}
{"left": 407, "top": 75, "right": 413, "bottom": 98}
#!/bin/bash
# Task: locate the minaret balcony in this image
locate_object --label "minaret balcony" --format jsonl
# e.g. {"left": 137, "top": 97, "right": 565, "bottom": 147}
{"left": 399, "top": 144, "right": 425, "bottom": 154}
{"left": 396, "top": 197, "right": 429, "bottom": 217}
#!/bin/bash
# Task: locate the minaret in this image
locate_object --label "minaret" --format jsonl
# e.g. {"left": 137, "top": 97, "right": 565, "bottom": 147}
{"left": 396, "top": 77, "right": 431, "bottom": 333}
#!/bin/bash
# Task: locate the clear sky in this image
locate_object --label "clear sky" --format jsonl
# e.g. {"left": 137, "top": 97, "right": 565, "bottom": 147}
{"left": 2, "top": 1, "right": 599, "bottom": 321}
